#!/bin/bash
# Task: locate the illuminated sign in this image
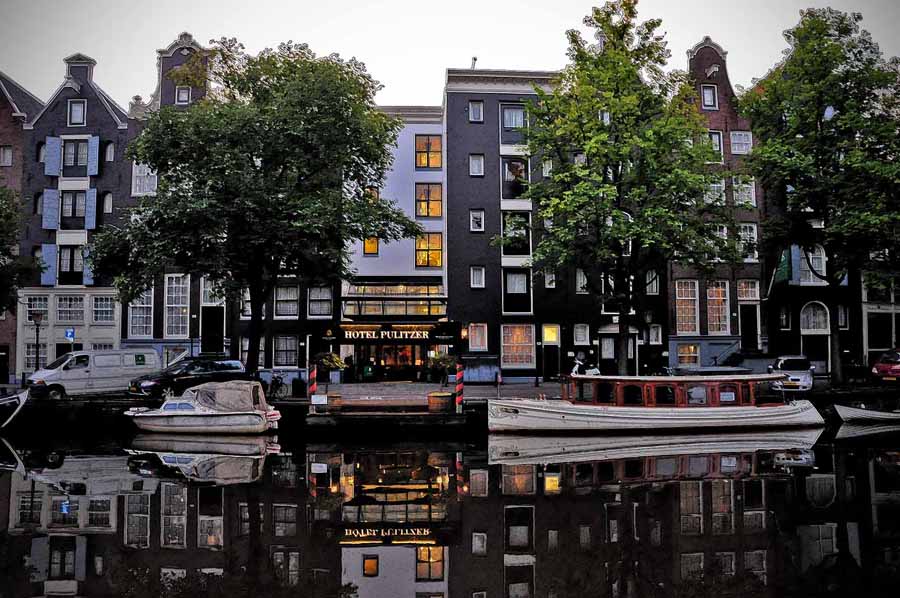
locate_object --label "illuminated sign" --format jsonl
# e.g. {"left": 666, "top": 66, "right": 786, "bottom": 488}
{"left": 335, "top": 323, "right": 461, "bottom": 344}
{"left": 341, "top": 527, "right": 434, "bottom": 542}
{"left": 344, "top": 329, "right": 429, "bottom": 340}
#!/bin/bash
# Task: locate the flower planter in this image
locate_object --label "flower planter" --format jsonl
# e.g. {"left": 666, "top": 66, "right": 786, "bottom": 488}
{"left": 427, "top": 391, "right": 455, "bottom": 413}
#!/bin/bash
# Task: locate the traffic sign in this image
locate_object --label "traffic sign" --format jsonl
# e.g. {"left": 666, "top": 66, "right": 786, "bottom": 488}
{"left": 64, "top": 328, "right": 76, "bottom": 342}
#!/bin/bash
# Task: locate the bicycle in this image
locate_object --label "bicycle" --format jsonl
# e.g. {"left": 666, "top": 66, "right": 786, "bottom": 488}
{"left": 267, "top": 372, "right": 290, "bottom": 400}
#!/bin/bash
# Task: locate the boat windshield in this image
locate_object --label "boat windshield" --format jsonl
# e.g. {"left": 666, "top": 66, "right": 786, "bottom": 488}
{"left": 162, "top": 402, "right": 180, "bottom": 411}
{"left": 778, "top": 358, "right": 811, "bottom": 371}
{"left": 45, "top": 355, "right": 71, "bottom": 370}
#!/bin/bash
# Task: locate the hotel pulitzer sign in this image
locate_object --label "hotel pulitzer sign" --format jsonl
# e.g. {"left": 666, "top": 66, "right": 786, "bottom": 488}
{"left": 344, "top": 329, "right": 429, "bottom": 340}
{"left": 336, "top": 323, "right": 460, "bottom": 344}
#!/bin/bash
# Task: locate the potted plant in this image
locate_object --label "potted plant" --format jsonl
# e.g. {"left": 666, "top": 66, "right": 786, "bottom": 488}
{"left": 314, "top": 352, "right": 347, "bottom": 394}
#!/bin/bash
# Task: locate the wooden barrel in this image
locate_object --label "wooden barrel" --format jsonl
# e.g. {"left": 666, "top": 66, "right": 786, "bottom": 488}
{"left": 427, "top": 392, "right": 454, "bottom": 413}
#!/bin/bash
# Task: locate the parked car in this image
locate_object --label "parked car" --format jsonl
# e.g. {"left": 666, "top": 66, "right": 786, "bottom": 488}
{"left": 871, "top": 350, "right": 900, "bottom": 382}
{"left": 129, "top": 357, "right": 250, "bottom": 398}
{"left": 768, "top": 355, "right": 815, "bottom": 392}
{"left": 27, "top": 350, "right": 161, "bottom": 400}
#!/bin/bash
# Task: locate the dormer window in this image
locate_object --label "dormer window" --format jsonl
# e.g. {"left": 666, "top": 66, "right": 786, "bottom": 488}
{"left": 175, "top": 86, "right": 191, "bottom": 105}
{"left": 701, "top": 85, "right": 718, "bottom": 110}
{"left": 68, "top": 99, "right": 86, "bottom": 126}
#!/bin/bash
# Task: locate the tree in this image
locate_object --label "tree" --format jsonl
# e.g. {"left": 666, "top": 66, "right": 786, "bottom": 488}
{"left": 740, "top": 9, "right": 900, "bottom": 384}
{"left": 0, "top": 185, "right": 39, "bottom": 314}
{"left": 91, "top": 39, "right": 419, "bottom": 373}
{"left": 522, "top": 0, "right": 740, "bottom": 375}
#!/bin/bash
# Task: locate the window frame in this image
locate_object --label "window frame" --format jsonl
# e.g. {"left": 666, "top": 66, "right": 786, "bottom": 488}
{"left": 706, "top": 280, "right": 730, "bottom": 336}
{"left": 730, "top": 131, "right": 753, "bottom": 155}
{"left": 175, "top": 86, "right": 192, "bottom": 105}
{"left": 92, "top": 296, "right": 115, "bottom": 323}
{"left": 469, "top": 153, "right": 485, "bottom": 177}
{"left": 470, "top": 265, "right": 486, "bottom": 289}
{"left": 67, "top": 99, "right": 87, "bottom": 127}
{"left": 646, "top": 270, "right": 659, "bottom": 295}
{"left": 707, "top": 130, "right": 724, "bottom": 163}
{"left": 274, "top": 285, "right": 300, "bottom": 318}
{"left": 0, "top": 145, "right": 12, "bottom": 167}
{"left": 164, "top": 273, "right": 190, "bottom": 339}
{"left": 739, "top": 223, "right": 759, "bottom": 262}
{"left": 414, "top": 134, "right": 442, "bottom": 169}
{"left": 573, "top": 323, "right": 590, "bottom": 345}
{"left": 307, "top": 286, "right": 333, "bottom": 319}
{"left": 362, "top": 237, "right": 379, "bottom": 256}
{"left": 469, "top": 209, "right": 485, "bottom": 232}
{"left": 131, "top": 163, "right": 158, "bottom": 197}
{"left": 468, "top": 323, "right": 488, "bottom": 352}
{"left": 675, "top": 280, "right": 699, "bottom": 335}
{"left": 576, "top": 269, "right": 588, "bottom": 294}
{"left": 129, "top": 288, "right": 154, "bottom": 338}
{"left": 414, "top": 183, "right": 442, "bottom": 218}
{"left": 415, "top": 233, "right": 443, "bottom": 268}
{"left": 500, "top": 323, "right": 535, "bottom": 369}
{"left": 700, "top": 84, "right": 718, "bottom": 110}
{"left": 732, "top": 177, "right": 756, "bottom": 207}
{"left": 468, "top": 100, "right": 484, "bottom": 123}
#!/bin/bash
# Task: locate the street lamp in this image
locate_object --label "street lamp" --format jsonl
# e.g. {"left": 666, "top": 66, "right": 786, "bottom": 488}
{"left": 30, "top": 310, "right": 43, "bottom": 371}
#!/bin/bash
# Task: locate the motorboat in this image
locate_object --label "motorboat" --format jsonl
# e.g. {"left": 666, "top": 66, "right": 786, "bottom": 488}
{"left": 834, "top": 404, "right": 900, "bottom": 424}
{"left": 0, "top": 390, "right": 29, "bottom": 428}
{"left": 125, "top": 381, "right": 280, "bottom": 434}
{"left": 488, "top": 373, "right": 824, "bottom": 433}
{"left": 488, "top": 428, "right": 823, "bottom": 465}
{"left": 835, "top": 422, "right": 900, "bottom": 440}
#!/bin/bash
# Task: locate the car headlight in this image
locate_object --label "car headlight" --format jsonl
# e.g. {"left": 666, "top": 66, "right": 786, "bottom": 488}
{"left": 873, "top": 366, "right": 879, "bottom": 375}
{"left": 29, "top": 379, "right": 45, "bottom": 385}
{"left": 140, "top": 381, "right": 158, "bottom": 388}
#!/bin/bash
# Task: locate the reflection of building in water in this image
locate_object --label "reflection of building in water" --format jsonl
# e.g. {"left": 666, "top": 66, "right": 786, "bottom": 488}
{"left": 454, "top": 446, "right": 800, "bottom": 597}
{"left": 0, "top": 448, "right": 342, "bottom": 597}
{"left": 305, "top": 444, "right": 460, "bottom": 598}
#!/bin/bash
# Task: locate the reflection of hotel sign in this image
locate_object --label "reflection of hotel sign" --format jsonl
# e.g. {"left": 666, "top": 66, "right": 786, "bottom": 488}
{"left": 345, "top": 329, "right": 429, "bottom": 340}
{"left": 343, "top": 527, "right": 433, "bottom": 540}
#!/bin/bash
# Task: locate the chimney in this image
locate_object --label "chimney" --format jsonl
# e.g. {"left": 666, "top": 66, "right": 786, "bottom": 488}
{"left": 471, "top": 56, "right": 478, "bottom": 70}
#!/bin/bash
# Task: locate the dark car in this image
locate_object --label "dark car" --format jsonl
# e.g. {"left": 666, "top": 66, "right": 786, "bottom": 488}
{"left": 129, "top": 358, "right": 250, "bottom": 398}
{"left": 872, "top": 350, "right": 900, "bottom": 382}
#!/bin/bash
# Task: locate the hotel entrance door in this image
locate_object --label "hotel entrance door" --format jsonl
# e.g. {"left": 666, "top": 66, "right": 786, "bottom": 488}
{"left": 353, "top": 344, "right": 430, "bottom": 381}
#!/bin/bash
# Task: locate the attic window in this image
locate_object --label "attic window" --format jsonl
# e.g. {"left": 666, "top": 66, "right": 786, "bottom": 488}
{"left": 175, "top": 86, "right": 191, "bottom": 105}
{"left": 68, "top": 99, "right": 86, "bottom": 126}
{"left": 701, "top": 85, "right": 718, "bottom": 110}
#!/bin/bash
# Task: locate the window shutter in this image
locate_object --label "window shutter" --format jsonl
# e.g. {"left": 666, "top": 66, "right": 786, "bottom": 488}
{"left": 790, "top": 246, "right": 802, "bottom": 284}
{"left": 87, "top": 135, "right": 100, "bottom": 175}
{"left": 75, "top": 535, "right": 87, "bottom": 581}
{"left": 43, "top": 136, "right": 62, "bottom": 176}
{"left": 40, "top": 244, "right": 57, "bottom": 286}
{"left": 82, "top": 247, "right": 93, "bottom": 285}
{"left": 29, "top": 537, "right": 50, "bottom": 582}
{"left": 41, "top": 189, "right": 59, "bottom": 229}
{"left": 85, "top": 188, "right": 97, "bottom": 229}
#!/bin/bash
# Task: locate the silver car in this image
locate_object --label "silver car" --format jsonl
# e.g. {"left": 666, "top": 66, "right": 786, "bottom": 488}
{"left": 768, "top": 355, "right": 815, "bottom": 392}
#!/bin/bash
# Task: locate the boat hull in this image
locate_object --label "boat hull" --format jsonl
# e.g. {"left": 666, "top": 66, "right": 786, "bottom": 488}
{"left": 0, "top": 391, "right": 28, "bottom": 428}
{"left": 488, "top": 399, "right": 824, "bottom": 432}
{"left": 834, "top": 404, "right": 900, "bottom": 423}
{"left": 129, "top": 413, "right": 269, "bottom": 434}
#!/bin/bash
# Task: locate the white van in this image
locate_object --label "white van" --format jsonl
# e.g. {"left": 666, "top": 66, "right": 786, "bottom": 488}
{"left": 27, "top": 350, "right": 160, "bottom": 400}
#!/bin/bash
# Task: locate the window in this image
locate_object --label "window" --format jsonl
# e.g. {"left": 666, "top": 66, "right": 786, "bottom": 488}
{"left": 415, "top": 135, "right": 442, "bottom": 168}
{"left": 800, "top": 302, "right": 829, "bottom": 332}
{"left": 469, "top": 209, "right": 485, "bottom": 232}
{"left": 240, "top": 337, "right": 266, "bottom": 366}
{"left": 34, "top": 192, "right": 42, "bottom": 215}
{"left": 37, "top": 142, "right": 46, "bottom": 163}
{"left": 126, "top": 494, "right": 150, "bottom": 548}
{"left": 505, "top": 271, "right": 527, "bottom": 294}
{"left": 470, "top": 469, "right": 488, "bottom": 496}
{"left": 201, "top": 278, "right": 223, "bottom": 305}
{"left": 579, "top": 525, "right": 591, "bottom": 549}
{"left": 681, "top": 553, "right": 704, "bottom": 579}
{"left": 468, "top": 323, "right": 488, "bottom": 351}
{"left": 711, "top": 480, "right": 734, "bottom": 534}
{"left": 129, "top": 289, "right": 153, "bottom": 337}
{"left": 470, "top": 266, "right": 485, "bottom": 288}
{"left": 238, "top": 503, "right": 263, "bottom": 536}
{"left": 165, "top": 274, "right": 189, "bottom": 337}
{"left": 57, "top": 295, "right": 84, "bottom": 321}
{"left": 574, "top": 323, "right": 589, "bottom": 345}
{"left": 415, "top": 233, "right": 442, "bottom": 267}
{"left": 502, "top": 105, "right": 526, "bottom": 129}
{"left": 363, "top": 554, "right": 379, "bottom": 577}
{"left": 272, "top": 550, "right": 300, "bottom": 586}
{"left": 132, "top": 163, "right": 158, "bottom": 196}
{"left": 104, "top": 142, "right": 115, "bottom": 162}
{"left": 744, "top": 550, "right": 767, "bottom": 584}
{"left": 677, "top": 344, "right": 700, "bottom": 365}
{"left": 469, "top": 153, "right": 485, "bottom": 176}
{"left": 0, "top": 145, "right": 11, "bottom": 166}
{"left": 363, "top": 237, "right": 378, "bottom": 255}
{"left": 574, "top": 152, "right": 586, "bottom": 165}
{"left": 50, "top": 496, "right": 79, "bottom": 526}
{"left": 707, "top": 131, "right": 723, "bottom": 161}
{"left": 501, "top": 212, "right": 530, "bottom": 255}
{"left": 275, "top": 286, "right": 299, "bottom": 316}
{"left": 542, "top": 159, "right": 552, "bottom": 177}
{"left": 576, "top": 268, "right": 588, "bottom": 294}
{"left": 415, "top": 183, "right": 442, "bottom": 217}
{"left": 472, "top": 532, "right": 487, "bottom": 555}
{"left": 800, "top": 246, "right": 826, "bottom": 283}
{"left": 544, "top": 271, "right": 556, "bottom": 288}
{"left": 780, "top": 306, "right": 792, "bottom": 330}
{"left": 308, "top": 286, "right": 333, "bottom": 316}
{"left": 502, "top": 157, "right": 528, "bottom": 199}
{"left": 61, "top": 191, "right": 86, "bottom": 217}
{"left": 705, "top": 179, "right": 725, "bottom": 204}
{"left": 27, "top": 296, "right": 48, "bottom": 322}
{"left": 707, "top": 281, "right": 729, "bottom": 335}
{"left": 25, "top": 343, "right": 47, "bottom": 370}
{"left": 93, "top": 296, "right": 115, "bottom": 322}
{"left": 739, "top": 224, "right": 758, "bottom": 261}
{"left": 701, "top": 84, "right": 718, "bottom": 109}
{"left": 733, "top": 178, "right": 756, "bottom": 207}
{"left": 468, "top": 100, "right": 483, "bottom": 123}
{"left": 649, "top": 324, "right": 662, "bottom": 345}
{"left": 273, "top": 504, "right": 297, "bottom": 536}
{"left": 416, "top": 546, "right": 444, "bottom": 581}
{"left": 737, "top": 279, "right": 759, "bottom": 301}
{"left": 274, "top": 336, "right": 298, "bottom": 367}
{"left": 161, "top": 484, "right": 187, "bottom": 548}
{"left": 88, "top": 498, "right": 111, "bottom": 527}
{"left": 501, "top": 324, "right": 535, "bottom": 368}
{"left": 675, "top": 280, "right": 699, "bottom": 334}
{"left": 92, "top": 343, "right": 113, "bottom": 351}
{"left": 502, "top": 465, "right": 535, "bottom": 494}
{"left": 838, "top": 305, "right": 849, "bottom": 329}
{"left": 102, "top": 192, "right": 113, "bottom": 214}
{"left": 64, "top": 141, "right": 87, "bottom": 167}
{"left": 646, "top": 270, "right": 659, "bottom": 295}
{"left": 50, "top": 547, "right": 76, "bottom": 579}
{"left": 601, "top": 337, "right": 615, "bottom": 359}
{"left": 175, "top": 86, "right": 191, "bottom": 105}
{"left": 68, "top": 99, "right": 86, "bottom": 126}
{"left": 730, "top": 131, "right": 752, "bottom": 155}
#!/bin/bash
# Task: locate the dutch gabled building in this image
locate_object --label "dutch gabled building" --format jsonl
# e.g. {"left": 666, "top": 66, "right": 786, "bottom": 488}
{"left": 0, "top": 69, "right": 43, "bottom": 384}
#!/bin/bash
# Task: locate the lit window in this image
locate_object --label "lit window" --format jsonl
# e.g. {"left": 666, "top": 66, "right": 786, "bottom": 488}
{"left": 415, "top": 135, "right": 442, "bottom": 168}
{"left": 470, "top": 266, "right": 485, "bottom": 288}
{"left": 574, "top": 323, "right": 589, "bottom": 345}
{"left": 468, "top": 100, "right": 483, "bottom": 123}
{"left": 415, "top": 546, "right": 444, "bottom": 581}
{"left": 164, "top": 274, "right": 189, "bottom": 337}
{"left": 415, "top": 233, "right": 442, "bottom": 267}
{"left": 469, "top": 209, "right": 485, "bottom": 232}
{"left": 542, "top": 324, "right": 560, "bottom": 345}
{"left": 469, "top": 154, "right": 485, "bottom": 176}
{"left": 701, "top": 85, "right": 718, "bottom": 109}
{"left": 415, "top": 183, "right": 442, "bottom": 217}
{"left": 68, "top": 99, "right": 86, "bottom": 126}
{"left": 501, "top": 324, "right": 535, "bottom": 368}
{"left": 675, "top": 280, "right": 699, "bottom": 334}
{"left": 175, "top": 86, "right": 191, "bottom": 105}
{"left": 363, "top": 238, "right": 379, "bottom": 255}
{"left": 502, "top": 464, "right": 535, "bottom": 494}
{"left": 730, "top": 131, "right": 752, "bottom": 155}
{"left": 363, "top": 554, "right": 379, "bottom": 577}
{"left": 468, "top": 323, "right": 488, "bottom": 352}
{"left": 677, "top": 344, "right": 700, "bottom": 365}
{"left": 707, "top": 131, "right": 723, "bottom": 161}
{"left": 707, "top": 281, "right": 729, "bottom": 335}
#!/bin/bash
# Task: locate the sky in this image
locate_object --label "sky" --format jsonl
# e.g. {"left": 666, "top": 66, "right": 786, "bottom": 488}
{"left": 1, "top": 0, "right": 898, "bottom": 109}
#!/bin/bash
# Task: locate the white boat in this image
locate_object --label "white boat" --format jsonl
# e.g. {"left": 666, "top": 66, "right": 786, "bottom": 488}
{"left": 835, "top": 422, "right": 900, "bottom": 440}
{"left": 834, "top": 404, "right": 900, "bottom": 423}
{"left": 489, "top": 373, "right": 823, "bottom": 433}
{"left": 0, "top": 390, "right": 29, "bottom": 428}
{"left": 489, "top": 428, "right": 823, "bottom": 465}
{"left": 125, "top": 381, "right": 280, "bottom": 434}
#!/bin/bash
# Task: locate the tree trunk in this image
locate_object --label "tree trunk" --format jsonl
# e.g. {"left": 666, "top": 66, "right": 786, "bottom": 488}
{"left": 617, "top": 311, "right": 631, "bottom": 376}
{"left": 245, "top": 284, "right": 267, "bottom": 375}
{"left": 827, "top": 287, "right": 844, "bottom": 386}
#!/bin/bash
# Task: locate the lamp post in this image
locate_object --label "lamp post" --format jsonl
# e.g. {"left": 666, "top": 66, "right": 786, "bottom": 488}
{"left": 30, "top": 310, "right": 43, "bottom": 372}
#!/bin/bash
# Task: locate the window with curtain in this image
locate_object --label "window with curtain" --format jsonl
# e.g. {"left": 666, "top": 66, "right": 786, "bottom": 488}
{"left": 675, "top": 280, "right": 699, "bottom": 334}
{"left": 502, "top": 105, "right": 525, "bottom": 129}
{"left": 707, "top": 281, "right": 729, "bottom": 335}
{"left": 501, "top": 324, "right": 535, "bottom": 368}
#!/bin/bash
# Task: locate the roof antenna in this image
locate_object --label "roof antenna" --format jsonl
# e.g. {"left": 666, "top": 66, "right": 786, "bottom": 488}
{"left": 471, "top": 56, "right": 478, "bottom": 70}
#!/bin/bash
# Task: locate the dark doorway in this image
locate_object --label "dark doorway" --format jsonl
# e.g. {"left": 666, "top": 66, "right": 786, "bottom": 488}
{"left": 740, "top": 304, "right": 759, "bottom": 352}
{"left": 543, "top": 345, "right": 560, "bottom": 381}
{"left": 201, "top": 306, "right": 225, "bottom": 354}
{"left": 55, "top": 343, "right": 83, "bottom": 359}
{"left": 0, "top": 345, "right": 9, "bottom": 384}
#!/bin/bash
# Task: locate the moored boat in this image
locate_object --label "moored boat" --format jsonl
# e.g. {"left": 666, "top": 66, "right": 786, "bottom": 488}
{"left": 0, "top": 390, "right": 29, "bottom": 428}
{"left": 125, "top": 381, "right": 280, "bottom": 434}
{"left": 834, "top": 404, "right": 900, "bottom": 424}
{"left": 488, "top": 373, "right": 823, "bottom": 433}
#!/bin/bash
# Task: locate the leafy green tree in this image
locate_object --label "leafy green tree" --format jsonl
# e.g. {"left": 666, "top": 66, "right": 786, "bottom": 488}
{"left": 91, "top": 39, "right": 419, "bottom": 372}
{"left": 523, "top": 0, "right": 740, "bottom": 375}
{"left": 740, "top": 9, "right": 900, "bottom": 383}
{"left": 0, "top": 185, "right": 39, "bottom": 314}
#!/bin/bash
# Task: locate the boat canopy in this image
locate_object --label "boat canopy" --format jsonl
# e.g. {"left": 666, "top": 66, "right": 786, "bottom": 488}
{"left": 184, "top": 381, "right": 269, "bottom": 413}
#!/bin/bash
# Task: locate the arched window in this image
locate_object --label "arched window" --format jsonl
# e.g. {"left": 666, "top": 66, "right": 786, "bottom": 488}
{"left": 104, "top": 142, "right": 115, "bottom": 162}
{"left": 102, "top": 192, "right": 113, "bottom": 214}
{"left": 34, "top": 193, "right": 43, "bottom": 215}
{"left": 606, "top": 211, "right": 633, "bottom": 256}
{"left": 799, "top": 246, "right": 826, "bottom": 283}
{"left": 800, "top": 302, "right": 829, "bottom": 333}
{"left": 36, "top": 142, "right": 45, "bottom": 163}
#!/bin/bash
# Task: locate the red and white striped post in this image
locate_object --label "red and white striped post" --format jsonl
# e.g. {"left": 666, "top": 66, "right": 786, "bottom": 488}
{"left": 308, "top": 364, "right": 317, "bottom": 396}
{"left": 454, "top": 362, "right": 464, "bottom": 413}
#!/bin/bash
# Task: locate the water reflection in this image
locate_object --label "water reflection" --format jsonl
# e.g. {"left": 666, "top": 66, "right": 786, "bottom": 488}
{"left": 0, "top": 430, "right": 899, "bottom": 597}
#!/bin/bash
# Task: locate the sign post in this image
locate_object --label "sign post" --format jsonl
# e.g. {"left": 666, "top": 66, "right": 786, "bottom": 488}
{"left": 65, "top": 327, "right": 75, "bottom": 353}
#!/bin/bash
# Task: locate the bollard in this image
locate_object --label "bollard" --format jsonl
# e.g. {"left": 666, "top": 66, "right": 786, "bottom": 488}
{"left": 455, "top": 362, "right": 464, "bottom": 413}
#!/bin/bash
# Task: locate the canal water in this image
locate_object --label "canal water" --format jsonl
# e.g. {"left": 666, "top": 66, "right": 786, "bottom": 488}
{"left": 0, "top": 422, "right": 899, "bottom": 597}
